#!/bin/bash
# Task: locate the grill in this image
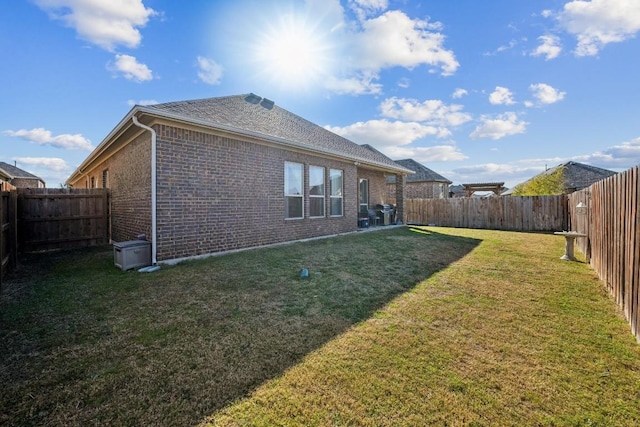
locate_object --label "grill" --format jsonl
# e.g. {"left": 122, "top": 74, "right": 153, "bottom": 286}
{"left": 376, "top": 204, "right": 395, "bottom": 226}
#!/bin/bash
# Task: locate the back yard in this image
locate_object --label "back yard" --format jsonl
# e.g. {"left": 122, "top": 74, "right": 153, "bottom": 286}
{"left": 1, "top": 227, "right": 639, "bottom": 426}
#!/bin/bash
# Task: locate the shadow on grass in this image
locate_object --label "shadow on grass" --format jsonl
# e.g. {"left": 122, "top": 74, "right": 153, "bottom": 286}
{"left": 0, "top": 227, "right": 480, "bottom": 426}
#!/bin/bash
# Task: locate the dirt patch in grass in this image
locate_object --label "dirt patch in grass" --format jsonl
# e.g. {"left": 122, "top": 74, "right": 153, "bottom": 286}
{"left": 1, "top": 227, "right": 479, "bottom": 426}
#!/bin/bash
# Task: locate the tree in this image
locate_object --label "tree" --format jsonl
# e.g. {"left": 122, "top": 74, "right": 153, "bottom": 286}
{"left": 511, "top": 166, "right": 566, "bottom": 196}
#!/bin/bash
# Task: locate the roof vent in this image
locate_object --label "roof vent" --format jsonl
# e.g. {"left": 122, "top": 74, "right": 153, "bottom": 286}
{"left": 244, "top": 93, "right": 262, "bottom": 104}
{"left": 260, "top": 98, "right": 275, "bottom": 110}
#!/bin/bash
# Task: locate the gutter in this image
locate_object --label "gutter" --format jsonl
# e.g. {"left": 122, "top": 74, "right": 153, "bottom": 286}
{"left": 134, "top": 106, "right": 415, "bottom": 176}
{"left": 131, "top": 115, "right": 158, "bottom": 265}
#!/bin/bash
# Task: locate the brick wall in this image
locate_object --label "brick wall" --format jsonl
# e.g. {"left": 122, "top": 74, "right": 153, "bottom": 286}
{"left": 10, "top": 178, "right": 43, "bottom": 188}
{"left": 153, "top": 124, "right": 370, "bottom": 261}
{"left": 67, "top": 131, "right": 152, "bottom": 243}
{"left": 68, "top": 121, "right": 392, "bottom": 262}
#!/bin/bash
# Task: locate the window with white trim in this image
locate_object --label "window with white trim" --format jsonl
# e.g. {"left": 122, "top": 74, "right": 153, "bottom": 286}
{"left": 309, "top": 165, "right": 325, "bottom": 218}
{"left": 359, "top": 178, "right": 369, "bottom": 214}
{"left": 329, "top": 169, "right": 343, "bottom": 216}
{"left": 284, "top": 162, "right": 303, "bottom": 219}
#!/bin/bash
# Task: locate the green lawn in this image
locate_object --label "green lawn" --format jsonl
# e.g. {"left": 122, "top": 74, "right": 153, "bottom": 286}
{"left": 1, "top": 227, "right": 639, "bottom": 426}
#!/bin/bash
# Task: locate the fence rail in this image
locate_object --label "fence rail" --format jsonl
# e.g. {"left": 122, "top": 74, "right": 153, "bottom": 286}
{"left": 405, "top": 195, "right": 568, "bottom": 232}
{"left": 569, "top": 165, "right": 640, "bottom": 341}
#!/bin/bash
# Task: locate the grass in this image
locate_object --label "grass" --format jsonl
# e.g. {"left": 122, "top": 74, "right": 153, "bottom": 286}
{"left": 1, "top": 227, "right": 639, "bottom": 426}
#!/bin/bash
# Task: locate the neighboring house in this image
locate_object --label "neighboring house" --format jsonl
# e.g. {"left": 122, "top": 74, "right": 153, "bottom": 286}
{"left": 505, "top": 161, "right": 616, "bottom": 195}
{"left": 66, "top": 94, "right": 413, "bottom": 264}
{"left": 448, "top": 184, "right": 465, "bottom": 198}
{"left": 385, "top": 158, "right": 452, "bottom": 200}
{"left": 0, "top": 161, "right": 45, "bottom": 188}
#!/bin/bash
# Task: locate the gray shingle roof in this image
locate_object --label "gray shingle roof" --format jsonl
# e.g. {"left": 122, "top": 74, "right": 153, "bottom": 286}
{"left": 146, "top": 94, "right": 410, "bottom": 173}
{"left": 0, "top": 161, "right": 42, "bottom": 180}
{"left": 385, "top": 158, "right": 451, "bottom": 184}
{"left": 534, "top": 161, "right": 616, "bottom": 192}
{"left": 558, "top": 161, "right": 616, "bottom": 190}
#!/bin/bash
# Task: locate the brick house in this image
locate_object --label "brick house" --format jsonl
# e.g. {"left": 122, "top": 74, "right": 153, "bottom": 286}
{"left": 66, "top": 94, "right": 412, "bottom": 264}
{"left": 0, "top": 161, "right": 46, "bottom": 188}
{"left": 386, "top": 158, "right": 452, "bottom": 200}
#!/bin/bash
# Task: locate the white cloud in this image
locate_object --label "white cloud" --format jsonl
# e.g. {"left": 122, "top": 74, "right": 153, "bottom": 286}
{"left": 352, "top": 10, "right": 459, "bottom": 76}
{"left": 379, "top": 97, "right": 472, "bottom": 127}
{"left": 250, "top": 2, "right": 457, "bottom": 95}
{"left": 110, "top": 54, "right": 153, "bottom": 82}
{"left": 557, "top": 0, "right": 640, "bottom": 56}
{"left": 531, "top": 35, "right": 562, "bottom": 60}
{"left": 3, "top": 128, "right": 93, "bottom": 151}
{"left": 326, "top": 119, "right": 449, "bottom": 148}
{"left": 484, "top": 39, "right": 518, "bottom": 56}
{"left": 528, "top": 83, "right": 566, "bottom": 105}
{"left": 13, "top": 157, "right": 69, "bottom": 172}
{"left": 196, "top": 56, "right": 224, "bottom": 85}
{"left": 324, "top": 74, "right": 383, "bottom": 95}
{"left": 397, "top": 77, "right": 410, "bottom": 88}
{"left": 470, "top": 112, "right": 528, "bottom": 140}
{"left": 489, "top": 86, "right": 516, "bottom": 105}
{"left": 574, "top": 137, "right": 640, "bottom": 168}
{"left": 452, "top": 88, "right": 468, "bottom": 99}
{"left": 35, "top": 0, "right": 156, "bottom": 51}
{"left": 349, "top": 0, "right": 388, "bottom": 21}
{"left": 127, "top": 99, "right": 159, "bottom": 106}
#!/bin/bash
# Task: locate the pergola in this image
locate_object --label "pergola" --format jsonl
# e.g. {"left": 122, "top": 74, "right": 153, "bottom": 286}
{"left": 462, "top": 182, "right": 506, "bottom": 197}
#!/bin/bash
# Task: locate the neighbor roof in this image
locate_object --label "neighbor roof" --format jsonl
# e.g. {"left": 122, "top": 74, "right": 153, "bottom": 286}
{"left": 385, "top": 159, "right": 451, "bottom": 184}
{"left": 0, "top": 161, "right": 44, "bottom": 182}
{"left": 512, "top": 161, "right": 616, "bottom": 193}
{"left": 555, "top": 161, "right": 616, "bottom": 191}
{"left": 145, "top": 94, "right": 412, "bottom": 174}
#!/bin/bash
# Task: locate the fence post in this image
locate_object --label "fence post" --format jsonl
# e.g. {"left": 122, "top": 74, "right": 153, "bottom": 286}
{"left": 9, "top": 190, "right": 17, "bottom": 270}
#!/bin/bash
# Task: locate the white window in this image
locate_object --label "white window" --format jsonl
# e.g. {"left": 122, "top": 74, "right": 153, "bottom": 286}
{"left": 330, "top": 169, "right": 343, "bottom": 216}
{"left": 285, "top": 162, "right": 303, "bottom": 219}
{"left": 309, "top": 166, "right": 325, "bottom": 218}
{"left": 359, "top": 178, "right": 369, "bottom": 214}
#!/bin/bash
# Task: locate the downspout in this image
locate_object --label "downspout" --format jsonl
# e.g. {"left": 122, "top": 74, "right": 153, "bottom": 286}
{"left": 131, "top": 115, "right": 158, "bottom": 265}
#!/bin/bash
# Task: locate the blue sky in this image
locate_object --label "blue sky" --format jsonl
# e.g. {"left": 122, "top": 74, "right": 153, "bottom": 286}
{"left": 1, "top": 0, "right": 639, "bottom": 188}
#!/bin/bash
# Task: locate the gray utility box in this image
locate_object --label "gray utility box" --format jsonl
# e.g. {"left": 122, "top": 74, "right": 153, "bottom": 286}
{"left": 114, "top": 240, "right": 151, "bottom": 271}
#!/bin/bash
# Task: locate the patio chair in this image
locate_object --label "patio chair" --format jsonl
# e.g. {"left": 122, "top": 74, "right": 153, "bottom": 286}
{"left": 368, "top": 208, "right": 381, "bottom": 226}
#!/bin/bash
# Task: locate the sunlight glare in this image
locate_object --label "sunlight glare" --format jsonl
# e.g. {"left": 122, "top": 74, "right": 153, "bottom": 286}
{"left": 255, "top": 13, "right": 333, "bottom": 90}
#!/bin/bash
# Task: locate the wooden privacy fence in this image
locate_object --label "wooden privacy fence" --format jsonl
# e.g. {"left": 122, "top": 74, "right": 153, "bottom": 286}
{"left": 0, "top": 191, "right": 17, "bottom": 286}
{"left": 568, "top": 165, "right": 640, "bottom": 341}
{"left": 17, "top": 188, "right": 110, "bottom": 253}
{"left": 405, "top": 195, "right": 568, "bottom": 232}
{"left": 1, "top": 188, "right": 110, "bottom": 285}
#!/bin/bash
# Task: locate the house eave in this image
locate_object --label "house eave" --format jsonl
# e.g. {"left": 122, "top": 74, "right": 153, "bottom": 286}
{"left": 66, "top": 107, "right": 141, "bottom": 185}
{"left": 67, "top": 106, "right": 413, "bottom": 185}
{"left": 136, "top": 106, "right": 413, "bottom": 175}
